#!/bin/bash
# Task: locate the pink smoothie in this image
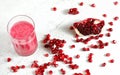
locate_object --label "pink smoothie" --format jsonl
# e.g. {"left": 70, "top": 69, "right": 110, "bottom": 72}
{"left": 10, "top": 21, "right": 38, "bottom": 56}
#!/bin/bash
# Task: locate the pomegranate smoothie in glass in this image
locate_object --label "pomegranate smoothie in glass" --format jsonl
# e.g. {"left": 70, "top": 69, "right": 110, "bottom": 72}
{"left": 7, "top": 15, "right": 38, "bottom": 56}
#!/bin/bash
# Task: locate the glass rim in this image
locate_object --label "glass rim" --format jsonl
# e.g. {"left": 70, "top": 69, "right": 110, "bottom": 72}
{"left": 7, "top": 15, "right": 36, "bottom": 41}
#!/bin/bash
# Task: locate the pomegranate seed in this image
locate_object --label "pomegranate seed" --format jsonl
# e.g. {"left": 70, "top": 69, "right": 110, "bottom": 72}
{"left": 105, "top": 53, "right": 111, "bottom": 57}
{"left": 85, "top": 69, "right": 91, "bottom": 75}
{"left": 94, "top": 36, "right": 99, "bottom": 40}
{"left": 109, "top": 59, "right": 114, "bottom": 63}
{"left": 88, "top": 53, "right": 93, "bottom": 63}
{"left": 90, "top": 3, "right": 96, "bottom": 7}
{"left": 111, "top": 40, "right": 117, "bottom": 44}
{"left": 106, "top": 33, "right": 111, "bottom": 37}
{"left": 70, "top": 45, "right": 75, "bottom": 49}
{"left": 102, "top": 14, "right": 107, "bottom": 17}
{"left": 51, "top": 7, "right": 57, "bottom": 11}
{"left": 68, "top": 8, "right": 79, "bottom": 15}
{"left": 69, "top": 64, "right": 79, "bottom": 69}
{"left": 44, "top": 53, "right": 49, "bottom": 57}
{"left": 75, "top": 34, "right": 79, "bottom": 38}
{"left": 114, "top": 16, "right": 119, "bottom": 21}
{"left": 70, "top": 26, "right": 74, "bottom": 30}
{"left": 21, "top": 65, "right": 25, "bottom": 69}
{"left": 107, "top": 28, "right": 113, "bottom": 32}
{"left": 75, "top": 54, "right": 80, "bottom": 59}
{"left": 60, "top": 68, "right": 66, "bottom": 74}
{"left": 99, "top": 44, "right": 104, "bottom": 49}
{"left": 104, "top": 42, "right": 109, "bottom": 46}
{"left": 79, "top": 2, "right": 84, "bottom": 6}
{"left": 98, "top": 34, "right": 104, "bottom": 37}
{"left": 73, "top": 73, "right": 83, "bottom": 75}
{"left": 7, "top": 57, "right": 11, "bottom": 62}
{"left": 113, "top": 1, "right": 118, "bottom": 5}
{"left": 108, "top": 21, "right": 113, "bottom": 26}
{"left": 90, "top": 44, "right": 98, "bottom": 48}
{"left": 98, "top": 40, "right": 103, "bottom": 44}
{"left": 48, "top": 70, "right": 53, "bottom": 74}
{"left": 101, "top": 62, "right": 106, "bottom": 67}
{"left": 43, "top": 34, "right": 51, "bottom": 43}
{"left": 82, "top": 47, "right": 90, "bottom": 51}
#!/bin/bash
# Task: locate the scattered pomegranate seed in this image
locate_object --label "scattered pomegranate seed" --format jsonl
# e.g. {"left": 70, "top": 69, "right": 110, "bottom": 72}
{"left": 70, "top": 26, "right": 74, "bottom": 30}
{"left": 42, "top": 34, "right": 51, "bottom": 43}
{"left": 111, "top": 40, "right": 117, "bottom": 44}
{"left": 90, "top": 3, "right": 96, "bottom": 7}
{"left": 108, "top": 21, "right": 113, "bottom": 26}
{"left": 75, "top": 34, "right": 79, "bottom": 38}
{"left": 90, "top": 44, "right": 98, "bottom": 49}
{"left": 107, "top": 28, "right": 113, "bottom": 32}
{"left": 70, "top": 45, "right": 75, "bottom": 49}
{"left": 75, "top": 54, "right": 80, "bottom": 59}
{"left": 87, "top": 53, "right": 93, "bottom": 63}
{"left": 102, "top": 14, "right": 107, "bottom": 17}
{"left": 73, "top": 73, "right": 83, "bottom": 75}
{"left": 60, "top": 68, "right": 66, "bottom": 74}
{"left": 7, "top": 57, "right": 11, "bottom": 62}
{"left": 106, "top": 33, "right": 111, "bottom": 37}
{"left": 68, "top": 8, "right": 79, "bottom": 15}
{"left": 101, "top": 62, "right": 106, "bottom": 67}
{"left": 48, "top": 70, "right": 53, "bottom": 74}
{"left": 44, "top": 53, "right": 49, "bottom": 57}
{"left": 51, "top": 7, "right": 57, "bottom": 11}
{"left": 79, "top": 2, "right": 84, "bottom": 6}
{"left": 105, "top": 53, "right": 111, "bottom": 57}
{"left": 69, "top": 64, "right": 79, "bottom": 69}
{"left": 21, "top": 65, "right": 25, "bottom": 69}
{"left": 113, "top": 1, "right": 118, "bottom": 5}
{"left": 98, "top": 34, "right": 104, "bottom": 37}
{"left": 82, "top": 47, "right": 90, "bottom": 51}
{"left": 109, "top": 59, "right": 114, "bottom": 63}
{"left": 113, "top": 16, "right": 119, "bottom": 21}
{"left": 104, "top": 42, "right": 109, "bottom": 46}
{"left": 85, "top": 69, "right": 91, "bottom": 75}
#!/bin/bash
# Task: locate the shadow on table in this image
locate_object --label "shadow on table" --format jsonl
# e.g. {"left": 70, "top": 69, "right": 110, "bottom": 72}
{"left": 0, "top": 32, "right": 18, "bottom": 56}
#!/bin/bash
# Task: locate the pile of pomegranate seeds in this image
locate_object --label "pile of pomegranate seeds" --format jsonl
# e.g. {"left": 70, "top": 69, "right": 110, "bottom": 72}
{"left": 72, "top": 18, "right": 105, "bottom": 36}
{"left": 68, "top": 8, "right": 79, "bottom": 15}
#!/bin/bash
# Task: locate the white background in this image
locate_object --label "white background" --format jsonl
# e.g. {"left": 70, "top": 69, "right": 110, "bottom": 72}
{"left": 0, "top": 0, "right": 120, "bottom": 75}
